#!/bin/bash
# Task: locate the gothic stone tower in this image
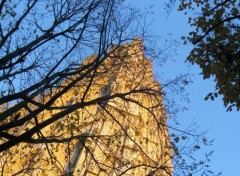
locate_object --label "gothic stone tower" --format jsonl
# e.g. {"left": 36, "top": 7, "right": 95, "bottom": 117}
{"left": 0, "top": 38, "right": 172, "bottom": 175}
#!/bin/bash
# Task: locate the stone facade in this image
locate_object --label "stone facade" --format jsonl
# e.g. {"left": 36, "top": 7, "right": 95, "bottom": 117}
{"left": 0, "top": 38, "right": 172, "bottom": 175}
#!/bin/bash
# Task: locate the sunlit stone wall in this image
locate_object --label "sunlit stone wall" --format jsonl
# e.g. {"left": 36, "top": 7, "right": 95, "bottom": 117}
{"left": 1, "top": 38, "right": 172, "bottom": 176}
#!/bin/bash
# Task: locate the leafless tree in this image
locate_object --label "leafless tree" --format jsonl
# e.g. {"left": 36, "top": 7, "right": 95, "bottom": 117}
{"left": 0, "top": 0, "right": 214, "bottom": 175}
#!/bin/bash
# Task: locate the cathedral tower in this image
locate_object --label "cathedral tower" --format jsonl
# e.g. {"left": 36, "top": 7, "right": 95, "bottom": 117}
{"left": 0, "top": 38, "right": 172, "bottom": 175}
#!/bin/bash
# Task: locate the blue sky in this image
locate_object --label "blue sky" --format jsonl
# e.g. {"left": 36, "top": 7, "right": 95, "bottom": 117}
{"left": 129, "top": 0, "right": 240, "bottom": 175}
